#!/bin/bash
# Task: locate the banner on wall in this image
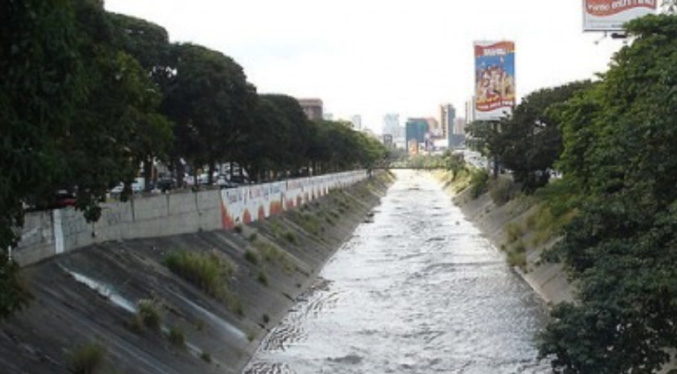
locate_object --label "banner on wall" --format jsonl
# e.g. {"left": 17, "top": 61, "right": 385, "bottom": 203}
{"left": 583, "top": 0, "right": 657, "bottom": 31}
{"left": 474, "top": 41, "right": 515, "bottom": 121}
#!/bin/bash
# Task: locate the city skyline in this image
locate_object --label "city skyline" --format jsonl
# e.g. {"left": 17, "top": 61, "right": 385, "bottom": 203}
{"left": 106, "top": 0, "right": 629, "bottom": 133}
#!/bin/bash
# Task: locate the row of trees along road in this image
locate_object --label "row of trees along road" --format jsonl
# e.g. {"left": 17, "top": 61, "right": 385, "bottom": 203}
{"left": 470, "top": 10, "right": 677, "bottom": 373}
{"left": 0, "top": 0, "right": 387, "bottom": 318}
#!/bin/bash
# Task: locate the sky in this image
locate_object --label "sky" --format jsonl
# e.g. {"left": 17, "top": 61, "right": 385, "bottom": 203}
{"left": 105, "top": 0, "right": 626, "bottom": 134}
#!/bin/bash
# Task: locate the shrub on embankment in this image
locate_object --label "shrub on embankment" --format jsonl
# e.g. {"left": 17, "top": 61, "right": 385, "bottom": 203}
{"left": 164, "top": 250, "right": 236, "bottom": 299}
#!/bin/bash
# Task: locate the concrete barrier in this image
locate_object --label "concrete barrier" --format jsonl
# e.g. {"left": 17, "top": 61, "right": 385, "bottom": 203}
{"left": 13, "top": 171, "right": 367, "bottom": 266}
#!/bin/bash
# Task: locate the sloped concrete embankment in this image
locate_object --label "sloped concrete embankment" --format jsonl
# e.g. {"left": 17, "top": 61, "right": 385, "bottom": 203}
{"left": 437, "top": 172, "right": 573, "bottom": 305}
{"left": 0, "top": 173, "right": 394, "bottom": 374}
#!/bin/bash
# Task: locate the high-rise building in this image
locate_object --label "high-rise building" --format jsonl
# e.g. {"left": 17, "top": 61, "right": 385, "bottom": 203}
{"left": 297, "top": 98, "right": 323, "bottom": 121}
{"left": 382, "top": 113, "right": 401, "bottom": 139}
{"left": 465, "top": 97, "right": 476, "bottom": 124}
{"left": 406, "top": 118, "right": 429, "bottom": 155}
{"left": 351, "top": 115, "right": 362, "bottom": 131}
{"left": 439, "top": 104, "right": 455, "bottom": 140}
{"left": 451, "top": 117, "right": 467, "bottom": 148}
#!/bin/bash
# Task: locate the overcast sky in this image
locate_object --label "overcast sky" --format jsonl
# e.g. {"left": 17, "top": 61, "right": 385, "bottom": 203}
{"left": 105, "top": 0, "right": 626, "bottom": 133}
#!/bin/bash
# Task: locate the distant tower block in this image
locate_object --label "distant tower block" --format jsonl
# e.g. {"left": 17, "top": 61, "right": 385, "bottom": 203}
{"left": 297, "top": 98, "right": 323, "bottom": 121}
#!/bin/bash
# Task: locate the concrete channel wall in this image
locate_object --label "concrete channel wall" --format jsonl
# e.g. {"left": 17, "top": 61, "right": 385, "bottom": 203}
{"left": 13, "top": 171, "right": 367, "bottom": 267}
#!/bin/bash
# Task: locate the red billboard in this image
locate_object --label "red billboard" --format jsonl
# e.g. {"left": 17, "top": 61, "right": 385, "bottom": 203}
{"left": 583, "top": 0, "right": 657, "bottom": 31}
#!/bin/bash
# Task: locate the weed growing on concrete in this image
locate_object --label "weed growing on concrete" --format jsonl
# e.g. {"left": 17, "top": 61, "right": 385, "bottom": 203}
{"left": 164, "top": 250, "right": 236, "bottom": 299}
{"left": 244, "top": 250, "right": 259, "bottom": 265}
{"left": 507, "top": 241, "right": 527, "bottom": 269}
{"left": 200, "top": 351, "right": 212, "bottom": 363}
{"left": 136, "top": 299, "right": 162, "bottom": 332}
{"left": 223, "top": 291, "right": 244, "bottom": 316}
{"left": 489, "top": 176, "right": 515, "bottom": 206}
{"left": 257, "top": 271, "right": 269, "bottom": 286}
{"left": 194, "top": 319, "right": 205, "bottom": 331}
{"left": 283, "top": 231, "right": 296, "bottom": 244}
{"left": 68, "top": 342, "right": 106, "bottom": 374}
{"left": 505, "top": 222, "right": 523, "bottom": 244}
{"left": 167, "top": 326, "right": 186, "bottom": 349}
{"left": 262, "top": 313, "right": 270, "bottom": 324}
{"left": 469, "top": 169, "right": 489, "bottom": 199}
{"left": 248, "top": 232, "right": 258, "bottom": 242}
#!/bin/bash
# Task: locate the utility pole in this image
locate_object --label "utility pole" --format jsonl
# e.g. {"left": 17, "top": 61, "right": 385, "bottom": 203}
{"left": 492, "top": 120, "right": 500, "bottom": 179}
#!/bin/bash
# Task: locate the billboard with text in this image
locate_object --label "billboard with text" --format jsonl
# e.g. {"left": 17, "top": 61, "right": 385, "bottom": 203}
{"left": 474, "top": 41, "right": 515, "bottom": 121}
{"left": 583, "top": 0, "right": 657, "bottom": 31}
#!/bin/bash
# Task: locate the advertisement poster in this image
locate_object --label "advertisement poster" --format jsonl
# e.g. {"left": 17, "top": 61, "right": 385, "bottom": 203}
{"left": 474, "top": 41, "right": 515, "bottom": 121}
{"left": 583, "top": 0, "right": 657, "bottom": 31}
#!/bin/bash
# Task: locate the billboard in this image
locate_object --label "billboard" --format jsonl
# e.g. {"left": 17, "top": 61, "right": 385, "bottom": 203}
{"left": 583, "top": 0, "right": 657, "bottom": 31}
{"left": 474, "top": 41, "right": 516, "bottom": 121}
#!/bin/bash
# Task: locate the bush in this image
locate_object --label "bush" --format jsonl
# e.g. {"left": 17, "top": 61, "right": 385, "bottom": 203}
{"left": 244, "top": 250, "right": 259, "bottom": 265}
{"left": 489, "top": 176, "right": 515, "bottom": 205}
{"left": 283, "top": 231, "right": 296, "bottom": 244}
{"left": 167, "top": 326, "right": 185, "bottom": 349}
{"left": 257, "top": 271, "right": 268, "bottom": 286}
{"left": 200, "top": 351, "right": 212, "bottom": 363}
{"left": 505, "top": 222, "right": 523, "bottom": 244}
{"left": 469, "top": 169, "right": 489, "bottom": 199}
{"left": 137, "top": 299, "right": 162, "bottom": 332}
{"left": 164, "top": 250, "right": 235, "bottom": 298}
{"left": 507, "top": 249, "right": 527, "bottom": 269}
{"left": 68, "top": 343, "right": 106, "bottom": 374}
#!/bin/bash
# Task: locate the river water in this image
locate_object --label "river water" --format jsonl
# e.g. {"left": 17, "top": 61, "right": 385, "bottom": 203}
{"left": 244, "top": 170, "right": 550, "bottom": 374}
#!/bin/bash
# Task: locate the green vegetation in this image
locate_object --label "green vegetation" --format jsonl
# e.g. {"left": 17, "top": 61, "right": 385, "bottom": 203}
{"left": 466, "top": 81, "right": 592, "bottom": 193}
{"left": 535, "top": 14, "right": 677, "bottom": 373}
{"left": 504, "top": 222, "right": 523, "bottom": 244}
{"left": 469, "top": 169, "right": 489, "bottom": 199}
{"left": 244, "top": 250, "right": 259, "bottom": 265}
{"left": 167, "top": 326, "right": 186, "bottom": 349}
{"left": 68, "top": 342, "right": 106, "bottom": 374}
{"left": 506, "top": 242, "right": 526, "bottom": 269}
{"left": 488, "top": 176, "right": 516, "bottom": 206}
{"left": 257, "top": 271, "right": 269, "bottom": 286}
{"left": 136, "top": 299, "right": 162, "bottom": 332}
{"left": 200, "top": 351, "right": 212, "bottom": 363}
{"left": 164, "top": 250, "right": 235, "bottom": 299}
{"left": 283, "top": 231, "right": 297, "bottom": 244}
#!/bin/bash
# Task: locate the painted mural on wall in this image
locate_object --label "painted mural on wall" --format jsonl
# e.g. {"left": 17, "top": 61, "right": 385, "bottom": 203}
{"left": 219, "top": 171, "right": 366, "bottom": 229}
{"left": 14, "top": 170, "right": 367, "bottom": 266}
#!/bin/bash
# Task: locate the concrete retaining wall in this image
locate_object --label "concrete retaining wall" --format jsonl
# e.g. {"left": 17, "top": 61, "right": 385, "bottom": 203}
{"left": 13, "top": 171, "right": 367, "bottom": 266}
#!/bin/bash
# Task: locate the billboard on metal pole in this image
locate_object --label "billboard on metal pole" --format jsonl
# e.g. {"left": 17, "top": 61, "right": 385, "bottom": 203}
{"left": 474, "top": 41, "right": 515, "bottom": 121}
{"left": 583, "top": 0, "right": 657, "bottom": 32}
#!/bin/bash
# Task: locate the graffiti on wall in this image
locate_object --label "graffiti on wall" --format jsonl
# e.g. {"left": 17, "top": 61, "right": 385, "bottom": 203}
{"left": 219, "top": 171, "right": 366, "bottom": 229}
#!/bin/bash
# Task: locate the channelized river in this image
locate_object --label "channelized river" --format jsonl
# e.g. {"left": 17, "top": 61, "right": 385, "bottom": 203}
{"left": 245, "top": 170, "right": 550, "bottom": 374}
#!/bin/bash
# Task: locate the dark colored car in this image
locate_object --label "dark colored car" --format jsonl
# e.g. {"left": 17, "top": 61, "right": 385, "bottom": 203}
{"left": 155, "top": 178, "right": 176, "bottom": 192}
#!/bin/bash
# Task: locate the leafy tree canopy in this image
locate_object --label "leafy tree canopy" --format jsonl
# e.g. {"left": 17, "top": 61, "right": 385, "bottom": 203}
{"left": 539, "top": 14, "right": 677, "bottom": 373}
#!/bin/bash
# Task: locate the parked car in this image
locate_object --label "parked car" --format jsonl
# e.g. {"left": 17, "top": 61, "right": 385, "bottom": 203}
{"left": 155, "top": 178, "right": 176, "bottom": 192}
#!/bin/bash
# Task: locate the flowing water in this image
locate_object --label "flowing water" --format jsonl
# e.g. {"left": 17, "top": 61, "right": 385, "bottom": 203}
{"left": 244, "top": 170, "right": 550, "bottom": 374}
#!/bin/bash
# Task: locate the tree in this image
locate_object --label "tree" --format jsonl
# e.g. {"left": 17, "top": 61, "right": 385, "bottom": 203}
{"left": 163, "top": 43, "right": 256, "bottom": 185}
{"left": 107, "top": 13, "right": 174, "bottom": 190}
{"left": 497, "top": 81, "right": 592, "bottom": 192}
{"left": 539, "top": 14, "right": 677, "bottom": 373}
{"left": 0, "top": 0, "right": 86, "bottom": 316}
